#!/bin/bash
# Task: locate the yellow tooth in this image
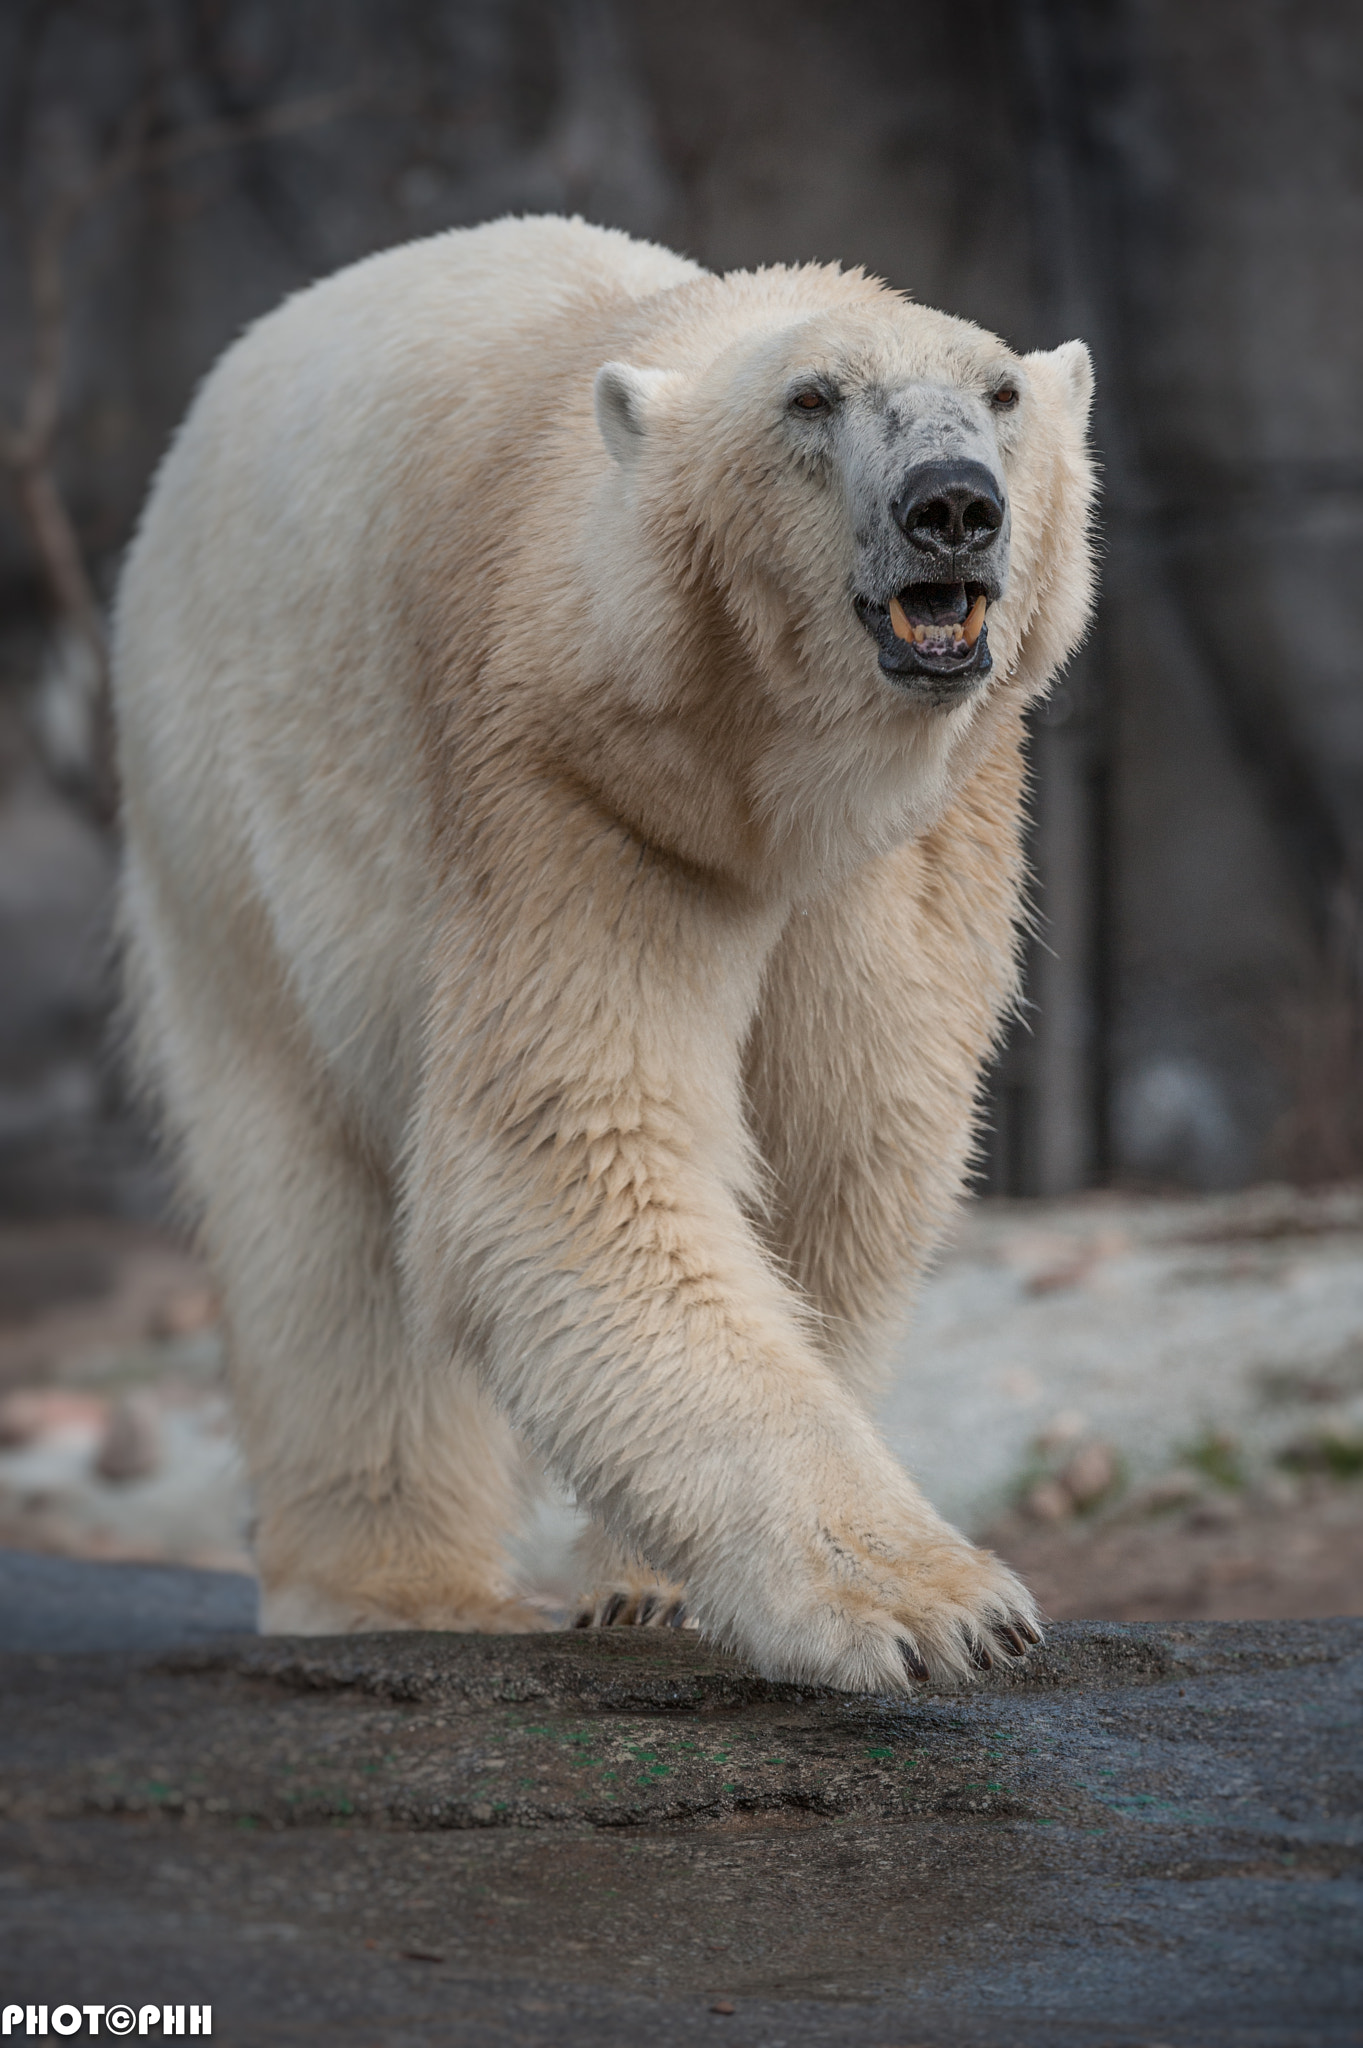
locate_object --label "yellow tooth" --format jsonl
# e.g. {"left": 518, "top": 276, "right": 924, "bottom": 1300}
{"left": 963, "top": 594, "right": 987, "bottom": 647}
{"left": 889, "top": 596, "right": 914, "bottom": 642}
{"left": 914, "top": 624, "right": 927, "bottom": 643}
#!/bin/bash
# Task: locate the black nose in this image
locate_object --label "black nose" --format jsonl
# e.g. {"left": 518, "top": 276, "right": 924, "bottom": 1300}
{"left": 891, "top": 459, "right": 1006, "bottom": 555}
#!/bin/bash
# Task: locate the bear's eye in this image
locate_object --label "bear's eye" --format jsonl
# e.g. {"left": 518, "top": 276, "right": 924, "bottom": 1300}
{"left": 990, "top": 384, "right": 1020, "bottom": 411}
{"left": 790, "top": 387, "right": 829, "bottom": 415}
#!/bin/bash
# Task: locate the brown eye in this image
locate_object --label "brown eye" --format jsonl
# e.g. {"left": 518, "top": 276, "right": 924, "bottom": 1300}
{"left": 791, "top": 387, "right": 829, "bottom": 413}
{"left": 991, "top": 384, "right": 1020, "bottom": 410}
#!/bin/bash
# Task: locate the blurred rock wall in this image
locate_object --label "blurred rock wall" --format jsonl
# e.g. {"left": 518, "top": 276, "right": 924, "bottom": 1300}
{"left": 1, "top": 0, "right": 1361, "bottom": 1211}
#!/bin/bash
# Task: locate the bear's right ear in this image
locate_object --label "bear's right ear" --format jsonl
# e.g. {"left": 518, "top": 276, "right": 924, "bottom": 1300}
{"left": 1025, "top": 339, "right": 1094, "bottom": 427}
{"left": 594, "top": 362, "right": 675, "bottom": 465}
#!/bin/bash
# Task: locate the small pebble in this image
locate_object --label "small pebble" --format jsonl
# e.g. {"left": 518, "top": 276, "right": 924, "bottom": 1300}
{"left": 710, "top": 2001, "right": 735, "bottom": 2015}
{"left": 1059, "top": 1439, "right": 1117, "bottom": 1506}
{"left": 1025, "top": 1478, "right": 1071, "bottom": 1522}
{"left": 1036, "top": 1408, "right": 1089, "bottom": 1452}
{"left": 94, "top": 1391, "right": 163, "bottom": 1481}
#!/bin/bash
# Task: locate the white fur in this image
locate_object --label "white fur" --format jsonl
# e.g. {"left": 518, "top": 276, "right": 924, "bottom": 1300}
{"left": 114, "top": 218, "right": 1096, "bottom": 1689}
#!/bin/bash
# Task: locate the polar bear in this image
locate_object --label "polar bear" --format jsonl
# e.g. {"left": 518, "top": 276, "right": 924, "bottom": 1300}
{"left": 113, "top": 216, "right": 1095, "bottom": 1692}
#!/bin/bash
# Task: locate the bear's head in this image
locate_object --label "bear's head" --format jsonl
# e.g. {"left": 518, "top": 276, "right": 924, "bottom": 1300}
{"left": 583, "top": 267, "right": 1096, "bottom": 874}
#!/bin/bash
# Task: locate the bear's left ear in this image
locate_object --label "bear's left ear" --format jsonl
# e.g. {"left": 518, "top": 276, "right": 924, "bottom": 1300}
{"left": 594, "top": 362, "right": 679, "bottom": 465}
{"left": 1024, "top": 339, "right": 1095, "bottom": 427}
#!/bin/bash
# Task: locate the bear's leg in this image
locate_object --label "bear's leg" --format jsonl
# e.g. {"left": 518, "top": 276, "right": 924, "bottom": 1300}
{"left": 235, "top": 1137, "right": 540, "bottom": 1635}
{"left": 231, "top": 1110, "right": 539, "bottom": 1636}
{"left": 129, "top": 925, "right": 541, "bottom": 1636}
{"left": 745, "top": 811, "right": 1023, "bottom": 1405}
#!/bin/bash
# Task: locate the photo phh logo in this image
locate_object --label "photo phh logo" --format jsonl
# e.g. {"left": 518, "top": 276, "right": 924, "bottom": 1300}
{"left": 4, "top": 2011, "right": 211, "bottom": 2038}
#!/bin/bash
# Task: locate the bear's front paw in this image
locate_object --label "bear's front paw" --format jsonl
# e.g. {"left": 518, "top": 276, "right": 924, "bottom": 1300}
{"left": 762, "top": 1529, "right": 1043, "bottom": 1694}
{"left": 871, "top": 1538, "right": 1042, "bottom": 1689}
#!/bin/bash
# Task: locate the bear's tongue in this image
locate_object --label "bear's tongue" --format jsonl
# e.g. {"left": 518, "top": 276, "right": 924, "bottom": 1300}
{"left": 889, "top": 583, "right": 986, "bottom": 652}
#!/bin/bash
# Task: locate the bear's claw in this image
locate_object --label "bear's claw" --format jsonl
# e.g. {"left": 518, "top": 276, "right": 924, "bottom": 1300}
{"left": 572, "top": 1583, "right": 694, "bottom": 1631}
{"left": 958, "top": 1609, "right": 1047, "bottom": 1675}
{"left": 899, "top": 1640, "right": 931, "bottom": 1682}
{"left": 965, "top": 1611, "right": 1045, "bottom": 1674}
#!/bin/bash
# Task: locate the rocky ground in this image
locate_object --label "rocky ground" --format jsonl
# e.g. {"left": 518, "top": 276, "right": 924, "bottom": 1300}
{"left": 2, "top": 1584, "right": 1360, "bottom": 2046}
{"left": 1, "top": 1184, "right": 1362, "bottom": 1623}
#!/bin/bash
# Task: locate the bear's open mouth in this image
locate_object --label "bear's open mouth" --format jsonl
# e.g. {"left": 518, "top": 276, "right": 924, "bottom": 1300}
{"left": 854, "top": 580, "right": 993, "bottom": 693}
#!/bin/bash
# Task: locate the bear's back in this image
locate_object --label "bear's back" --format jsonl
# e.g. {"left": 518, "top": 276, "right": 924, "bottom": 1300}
{"left": 135, "top": 216, "right": 697, "bottom": 551}
{"left": 267, "top": 213, "right": 705, "bottom": 365}
{"left": 118, "top": 218, "right": 708, "bottom": 687}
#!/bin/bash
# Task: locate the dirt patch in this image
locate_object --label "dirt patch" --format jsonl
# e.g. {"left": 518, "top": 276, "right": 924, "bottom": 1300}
{"left": 982, "top": 1482, "right": 1358, "bottom": 1622}
{"left": 987, "top": 1476, "right": 1363, "bottom": 1621}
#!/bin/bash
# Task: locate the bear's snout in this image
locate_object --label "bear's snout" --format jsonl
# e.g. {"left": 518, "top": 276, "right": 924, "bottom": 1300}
{"left": 890, "top": 459, "right": 1006, "bottom": 562}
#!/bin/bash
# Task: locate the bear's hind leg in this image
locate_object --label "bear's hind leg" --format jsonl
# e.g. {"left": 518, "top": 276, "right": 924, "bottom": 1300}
{"left": 225, "top": 1096, "right": 542, "bottom": 1636}
{"left": 138, "top": 953, "right": 541, "bottom": 1636}
{"left": 237, "top": 1159, "right": 541, "bottom": 1636}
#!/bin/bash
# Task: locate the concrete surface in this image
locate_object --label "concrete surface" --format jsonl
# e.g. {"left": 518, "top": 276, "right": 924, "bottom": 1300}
{"left": 0, "top": 1555, "right": 1360, "bottom": 2045}
{"left": 0, "top": 1549, "right": 256, "bottom": 1652}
